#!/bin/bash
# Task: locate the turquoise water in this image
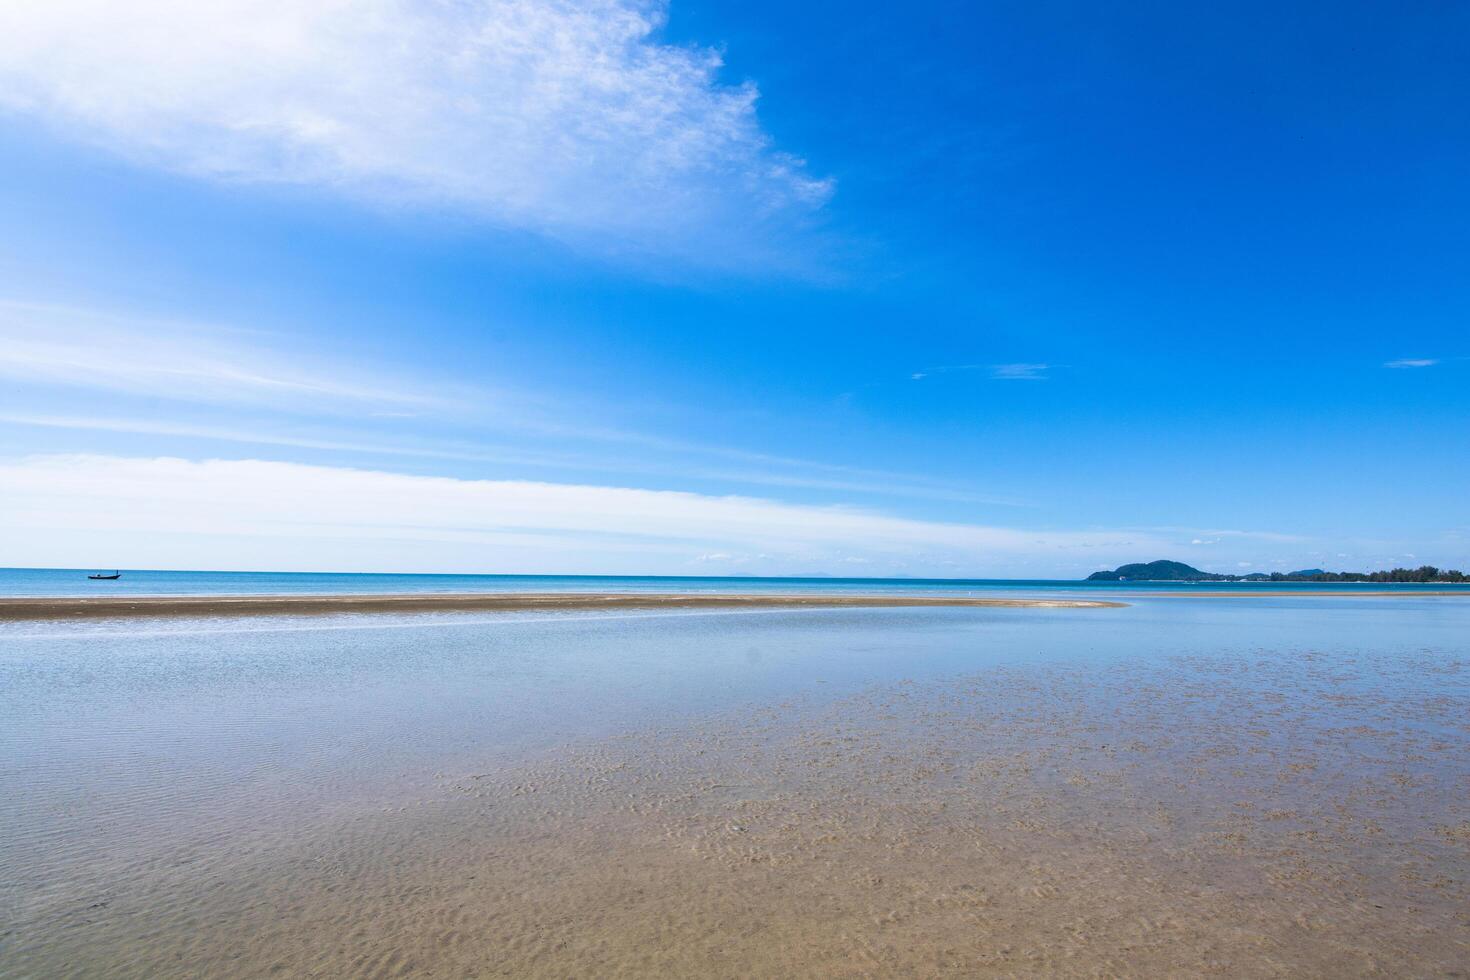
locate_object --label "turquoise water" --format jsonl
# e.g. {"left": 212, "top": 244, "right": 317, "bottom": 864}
{"left": 4, "top": 566, "right": 1466, "bottom": 597}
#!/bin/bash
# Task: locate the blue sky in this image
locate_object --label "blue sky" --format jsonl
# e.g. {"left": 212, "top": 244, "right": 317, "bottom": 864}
{"left": 0, "top": 0, "right": 1465, "bottom": 577}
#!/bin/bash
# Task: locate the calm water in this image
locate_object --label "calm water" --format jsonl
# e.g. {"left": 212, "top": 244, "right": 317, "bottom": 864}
{"left": 4, "top": 566, "right": 1466, "bottom": 597}
{"left": 1, "top": 597, "right": 1466, "bottom": 877}
{"left": 2, "top": 593, "right": 1470, "bottom": 975}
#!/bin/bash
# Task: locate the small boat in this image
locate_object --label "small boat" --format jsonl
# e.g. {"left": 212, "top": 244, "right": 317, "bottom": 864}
{"left": 88, "top": 571, "right": 122, "bottom": 580}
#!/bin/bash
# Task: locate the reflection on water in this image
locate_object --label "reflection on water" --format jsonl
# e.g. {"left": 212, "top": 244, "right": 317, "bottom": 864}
{"left": 2, "top": 598, "right": 1468, "bottom": 975}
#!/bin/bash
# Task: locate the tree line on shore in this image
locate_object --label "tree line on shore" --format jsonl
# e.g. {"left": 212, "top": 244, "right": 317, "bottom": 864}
{"left": 1267, "top": 566, "right": 1465, "bottom": 583}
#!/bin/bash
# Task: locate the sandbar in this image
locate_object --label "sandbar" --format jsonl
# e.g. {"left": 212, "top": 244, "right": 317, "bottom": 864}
{"left": 0, "top": 591, "right": 1126, "bottom": 621}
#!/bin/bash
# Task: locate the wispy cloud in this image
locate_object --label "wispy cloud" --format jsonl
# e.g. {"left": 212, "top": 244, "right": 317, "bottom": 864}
{"left": 0, "top": 300, "right": 1029, "bottom": 506}
{"left": 0, "top": 413, "right": 542, "bottom": 465}
{"left": 1146, "top": 526, "right": 1304, "bottom": 544}
{"left": 1384, "top": 358, "right": 1438, "bottom": 369}
{"left": 988, "top": 363, "right": 1049, "bottom": 381}
{"left": 0, "top": 301, "right": 440, "bottom": 413}
{"left": 908, "top": 363, "right": 1051, "bottom": 382}
{"left": 0, "top": 0, "right": 829, "bottom": 261}
{"left": 0, "top": 412, "right": 1027, "bottom": 507}
{"left": 0, "top": 454, "right": 1165, "bottom": 575}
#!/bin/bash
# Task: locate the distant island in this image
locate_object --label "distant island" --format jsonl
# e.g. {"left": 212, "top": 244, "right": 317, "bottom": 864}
{"left": 1086, "top": 559, "right": 1467, "bottom": 583}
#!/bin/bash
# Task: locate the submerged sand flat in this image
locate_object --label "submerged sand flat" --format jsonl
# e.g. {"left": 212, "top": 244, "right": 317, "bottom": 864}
{"left": 7, "top": 637, "right": 1468, "bottom": 977}
{"left": 0, "top": 591, "right": 1125, "bottom": 620}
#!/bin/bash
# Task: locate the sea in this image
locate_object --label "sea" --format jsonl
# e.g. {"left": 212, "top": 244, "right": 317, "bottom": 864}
{"left": 2, "top": 566, "right": 1465, "bottom": 597}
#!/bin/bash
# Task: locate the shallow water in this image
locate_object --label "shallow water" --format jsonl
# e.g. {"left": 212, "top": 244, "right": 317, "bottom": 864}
{"left": 3, "top": 597, "right": 1468, "bottom": 976}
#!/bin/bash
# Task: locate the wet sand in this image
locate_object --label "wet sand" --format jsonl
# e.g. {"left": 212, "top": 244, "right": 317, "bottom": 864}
{"left": 8, "top": 640, "right": 1468, "bottom": 977}
{"left": 0, "top": 591, "right": 1124, "bottom": 621}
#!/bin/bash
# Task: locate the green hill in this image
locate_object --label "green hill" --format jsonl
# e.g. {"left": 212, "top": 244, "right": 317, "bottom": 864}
{"left": 1086, "top": 560, "right": 1227, "bottom": 582}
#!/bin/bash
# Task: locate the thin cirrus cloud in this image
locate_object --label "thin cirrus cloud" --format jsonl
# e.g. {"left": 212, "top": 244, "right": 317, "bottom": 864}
{"left": 0, "top": 301, "right": 443, "bottom": 413}
{"left": 0, "top": 301, "right": 1020, "bottom": 505}
{"left": 989, "top": 363, "right": 1049, "bottom": 381}
{"left": 1383, "top": 358, "right": 1438, "bottom": 369}
{"left": 0, "top": 0, "right": 831, "bottom": 261}
{"left": 910, "top": 363, "right": 1051, "bottom": 382}
{"left": 1147, "top": 526, "right": 1303, "bottom": 544}
{"left": 0, "top": 454, "right": 1165, "bottom": 575}
{"left": 0, "top": 412, "right": 1024, "bottom": 506}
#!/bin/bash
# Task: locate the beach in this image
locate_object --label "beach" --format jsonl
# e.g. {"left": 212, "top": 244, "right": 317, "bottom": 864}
{"left": 6, "top": 0, "right": 1463, "bottom": 973}
{"left": 3, "top": 597, "right": 1468, "bottom": 976}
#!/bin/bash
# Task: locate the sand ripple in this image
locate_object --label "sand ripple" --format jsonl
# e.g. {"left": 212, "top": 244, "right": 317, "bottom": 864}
{"left": 6, "top": 648, "right": 1468, "bottom": 976}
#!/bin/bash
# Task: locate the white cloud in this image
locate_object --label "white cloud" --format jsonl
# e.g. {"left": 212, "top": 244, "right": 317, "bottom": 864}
{"left": 0, "top": 410, "right": 1032, "bottom": 505}
{"left": 1147, "top": 526, "right": 1304, "bottom": 544}
{"left": 0, "top": 0, "right": 830, "bottom": 258}
{"left": 1383, "top": 358, "right": 1438, "bottom": 369}
{"left": 906, "top": 363, "right": 1052, "bottom": 383}
{"left": 0, "top": 300, "right": 1034, "bottom": 505}
{"left": 0, "top": 301, "right": 440, "bottom": 412}
{"left": 0, "top": 454, "right": 1167, "bottom": 575}
{"left": 989, "top": 363, "right": 1049, "bottom": 381}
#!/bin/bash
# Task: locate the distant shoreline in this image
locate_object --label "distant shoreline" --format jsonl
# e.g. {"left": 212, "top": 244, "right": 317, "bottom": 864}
{"left": 1159, "top": 590, "right": 1470, "bottom": 597}
{"left": 0, "top": 592, "right": 1127, "bottom": 621}
{"left": 1099, "top": 580, "right": 1470, "bottom": 588}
